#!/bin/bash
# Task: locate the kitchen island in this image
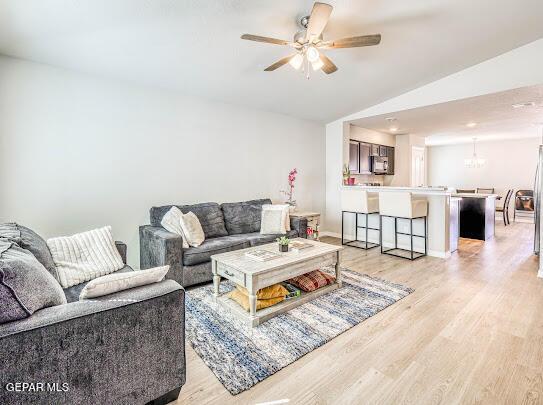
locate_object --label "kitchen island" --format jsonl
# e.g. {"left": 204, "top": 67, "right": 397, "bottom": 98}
{"left": 454, "top": 193, "right": 497, "bottom": 240}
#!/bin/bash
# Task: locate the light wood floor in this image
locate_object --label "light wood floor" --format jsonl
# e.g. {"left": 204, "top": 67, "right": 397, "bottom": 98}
{"left": 177, "top": 222, "right": 543, "bottom": 405}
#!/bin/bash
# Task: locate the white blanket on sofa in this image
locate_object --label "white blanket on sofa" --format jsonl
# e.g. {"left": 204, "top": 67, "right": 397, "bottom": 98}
{"left": 47, "top": 226, "right": 124, "bottom": 288}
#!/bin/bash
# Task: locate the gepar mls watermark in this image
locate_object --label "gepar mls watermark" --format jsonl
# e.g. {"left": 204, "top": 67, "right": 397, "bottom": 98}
{"left": 4, "top": 382, "right": 69, "bottom": 393}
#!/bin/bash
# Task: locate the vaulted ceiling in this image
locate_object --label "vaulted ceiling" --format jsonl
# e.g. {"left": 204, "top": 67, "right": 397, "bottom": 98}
{"left": 0, "top": 0, "right": 542, "bottom": 122}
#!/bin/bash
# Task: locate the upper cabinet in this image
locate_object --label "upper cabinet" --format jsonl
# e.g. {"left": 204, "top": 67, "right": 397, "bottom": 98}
{"left": 359, "top": 143, "right": 372, "bottom": 174}
{"left": 348, "top": 141, "right": 360, "bottom": 173}
{"left": 386, "top": 146, "right": 395, "bottom": 175}
{"left": 349, "top": 140, "right": 394, "bottom": 176}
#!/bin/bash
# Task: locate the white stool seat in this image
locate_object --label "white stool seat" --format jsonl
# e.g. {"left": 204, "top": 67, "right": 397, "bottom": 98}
{"left": 379, "top": 192, "right": 427, "bottom": 218}
{"left": 411, "top": 198, "right": 428, "bottom": 218}
{"left": 341, "top": 189, "right": 381, "bottom": 250}
{"left": 341, "top": 189, "right": 379, "bottom": 214}
{"left": 366, "top": 197, "right": 379, "bottom": 213}
{"left": 378, "top": 192, "right": 428, "bottom": 260}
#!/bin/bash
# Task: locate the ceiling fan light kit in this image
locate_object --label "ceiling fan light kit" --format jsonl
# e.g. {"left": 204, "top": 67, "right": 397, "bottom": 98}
{"left": 241, "top": 2, "right": 381, "bottom": 79}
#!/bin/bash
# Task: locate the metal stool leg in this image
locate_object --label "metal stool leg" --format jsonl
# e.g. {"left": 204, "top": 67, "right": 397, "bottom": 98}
{"left": 341, "top": 211, "right": 345, "bottom": 245}
{"left": 410, "top": 218, "right": 414, "bottom": 260}
{"left": 424, "top": 216, "right": 427, "bottom": 256}
{"left": 394, "top": 217, "right": 398, "bottom": 249}
{"left": 380, "top": 215, "right": 383, "bottom": 253}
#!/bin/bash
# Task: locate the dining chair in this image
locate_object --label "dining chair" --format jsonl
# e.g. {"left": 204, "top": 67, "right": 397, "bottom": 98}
{"left": 476, "top": 187, "right": 495, "bottom": 194}
{"left": 496, "top": 189, "right": 513, "bottom": 226}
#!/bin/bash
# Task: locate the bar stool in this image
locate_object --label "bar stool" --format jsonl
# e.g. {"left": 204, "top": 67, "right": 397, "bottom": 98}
{"left": 341, "top": 189, "right": 380, "bottom": 250}
{"left": 378, "top": 192, "right": 428, "bottom": 260}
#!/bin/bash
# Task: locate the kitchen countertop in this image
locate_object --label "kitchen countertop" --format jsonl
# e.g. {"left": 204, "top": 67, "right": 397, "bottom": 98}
{"left": 342, "top": 185, "right": 450, "bottom": 196}
{"left": 342, "top": 185, "right": 498, "bottom": 199}
{"left": 453, "top": 193, "right": 498, "bottom": 199}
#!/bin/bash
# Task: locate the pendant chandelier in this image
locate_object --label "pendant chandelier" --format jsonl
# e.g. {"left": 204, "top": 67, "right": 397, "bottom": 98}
{"left": 464, "top": 137, "right": 485, "bottom": 168}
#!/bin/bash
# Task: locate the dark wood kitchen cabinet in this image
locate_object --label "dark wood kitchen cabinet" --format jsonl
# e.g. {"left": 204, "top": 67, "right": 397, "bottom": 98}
{"left": 349, "top": 140, "right": 394, "bottom": 175}
{"left": 359, "top": 143, "right": 372, "bottom": 174}
{"left": 386, "top": 146, "right": 395, "bottom": 174}
{"left": 348, "top": 141, "right": 360, "bottom": 173}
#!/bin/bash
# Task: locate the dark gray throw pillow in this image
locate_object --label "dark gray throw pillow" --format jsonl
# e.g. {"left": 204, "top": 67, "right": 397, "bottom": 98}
{"left": 221, "top": 199, "right": 272, "bottom": 235}
{"left": 150, "top": 203, "right": 229, "bottom": 239}
{"left": 0, "top": 223, "right": 59, "bottom": 281}
{"left": 0, "top": 240, "right": 66, "bottom": 324}
{"left": 17, "top": 225, "right": 59, "bottom": 279}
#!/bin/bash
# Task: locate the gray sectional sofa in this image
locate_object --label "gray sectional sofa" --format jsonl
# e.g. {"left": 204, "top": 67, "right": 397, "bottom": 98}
{"left": 0, "top": 224, "right": 186, "bottom": 405}
{"left": 140, "top": 198, "right": 308, "bottom": 287}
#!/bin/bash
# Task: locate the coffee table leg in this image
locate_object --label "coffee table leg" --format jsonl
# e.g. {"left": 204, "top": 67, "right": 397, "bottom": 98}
{"left": 212, "top": 259, "right": 220, "bottom": 297}
{"left": 248, "top": 293, "right": 257, "bottom": 317}
{"left": 335, "top": 250, "right": 342, "bottom": 287}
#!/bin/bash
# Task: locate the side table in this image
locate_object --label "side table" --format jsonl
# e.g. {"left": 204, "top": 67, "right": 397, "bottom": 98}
{"left": 290, "top": 211, "right": 321, "bottom": 240}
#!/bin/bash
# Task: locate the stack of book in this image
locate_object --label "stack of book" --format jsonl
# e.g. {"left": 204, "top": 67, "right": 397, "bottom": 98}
{"left": 289, "top": 241, "right": 313, "bottom": 253}
{"left": 244, "top": 250, "right": 279, "bottom": 262}
{"left": 282, "top": 282, "right": 301, "bottom": 299}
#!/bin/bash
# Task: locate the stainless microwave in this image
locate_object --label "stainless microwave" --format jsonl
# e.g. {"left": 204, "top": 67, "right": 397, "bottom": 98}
{"left": 372, "top": 156, "right": 389, "bottom": 174}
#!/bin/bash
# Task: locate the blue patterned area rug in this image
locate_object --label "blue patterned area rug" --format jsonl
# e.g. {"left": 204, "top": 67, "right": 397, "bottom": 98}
{"left": 185, "top": 268, "right": 413, "bottom": 395}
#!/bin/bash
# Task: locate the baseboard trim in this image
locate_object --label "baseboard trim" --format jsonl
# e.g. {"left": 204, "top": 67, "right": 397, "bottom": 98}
{"left": 320, "top": 231, "right": 342, "bottom": 239}
{"left": 319, "top": 233, "right": 450, "bottom": 259}
{"left": 428, "top": 250, "right": 451, "bottom": 259}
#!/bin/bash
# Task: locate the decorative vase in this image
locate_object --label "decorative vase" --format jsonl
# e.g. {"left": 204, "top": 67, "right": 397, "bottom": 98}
{"left": 279, "top": 244, "right": 289, "bottom": 253}
{"left": 348, "top": 178, "right": 356, "bottom": 185}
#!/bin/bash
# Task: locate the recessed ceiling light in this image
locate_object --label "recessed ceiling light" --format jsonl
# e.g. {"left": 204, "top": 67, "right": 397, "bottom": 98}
{"left": 512, "top": 102, "right": 536, "bottom": 109}
{"left": 466, "top": 122, "right": 477, "bottom": 128}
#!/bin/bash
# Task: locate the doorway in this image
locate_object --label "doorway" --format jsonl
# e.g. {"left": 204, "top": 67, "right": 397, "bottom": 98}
{"left": 411, "top": 146, "right": 426, "bottom": 187}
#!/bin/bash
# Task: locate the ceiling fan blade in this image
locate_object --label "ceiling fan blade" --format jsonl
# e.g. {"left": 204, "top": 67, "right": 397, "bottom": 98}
{"left": 264, "top": 54, "right": 296, "bottom": 71}
{"left": 319, "top": 53, "right": 337, "bottom": 74}
{"left": 305, "top": 2, "right": 333, "bottom": 42}
{"left": 241, "top": 34, "right": 291, "bottom": 46}
{"left": 319, "top": 34, "right": 381, "bottom": 49}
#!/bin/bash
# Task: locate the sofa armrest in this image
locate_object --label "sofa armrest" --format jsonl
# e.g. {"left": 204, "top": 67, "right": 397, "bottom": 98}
{"left": 115, "top": 241, "right": 127, "bottom": 264}
{"left": 139, "top": 225, "right": 184, "bottom": 285}
{"left": 290, "top": 217, "right": 308, "bottom": 238}
{"left": 0, "top": 280, "right": 185, "bottom": 404}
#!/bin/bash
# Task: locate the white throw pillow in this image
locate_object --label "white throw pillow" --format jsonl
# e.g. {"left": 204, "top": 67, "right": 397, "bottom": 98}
{"left": 260, "top": 205, "right": 289, "bottom": 235}
{"left": 79, "top": 265, "right": 169, "bottom": 299}
{"left": 47, "top": 226, "right": 124, "bottom": 288}
{"left": 161, "top": 206, "right": 189, "bottom": 248}
{"left": 179, "top": 211, "right": 205, "bottom": 247}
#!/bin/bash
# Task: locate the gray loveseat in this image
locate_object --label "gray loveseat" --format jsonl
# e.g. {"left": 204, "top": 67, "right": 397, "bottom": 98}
{"left": 0, "top": 224, "right": 186, "bottom": 405}
{"left": 140, "top": 198, "right": 308, "bottom": 287}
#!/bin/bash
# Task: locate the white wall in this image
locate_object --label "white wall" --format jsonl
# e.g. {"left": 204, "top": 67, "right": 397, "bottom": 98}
{"left": 428, "top": 137, "right": 541, "bottom": 208}
{"left": 389, "top": 134, "right": 427, "bottom": 187}
{"left": 0, "top": 56, "right": 325, "bottom": 266}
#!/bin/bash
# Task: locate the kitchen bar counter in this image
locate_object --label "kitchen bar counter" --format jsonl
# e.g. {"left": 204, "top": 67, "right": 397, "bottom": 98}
{"left": 342, "top": 186, "right": 453, "bottom": 258}
{"left": 341, "top": 186, "right": 498, "bottom": 258}
{"left": 343, "top": 185, "right": 450, "bottom": 195}
{"left": 453, "top": 193, "right": 498, "bottom": 199}
{"left": 456, "top": 195, "right": 496, "bottom": 240}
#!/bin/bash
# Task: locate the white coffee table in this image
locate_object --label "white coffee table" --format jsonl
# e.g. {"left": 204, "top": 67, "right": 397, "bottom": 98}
{"left": 211, "top": 238, "right": 343, "bottom": 327}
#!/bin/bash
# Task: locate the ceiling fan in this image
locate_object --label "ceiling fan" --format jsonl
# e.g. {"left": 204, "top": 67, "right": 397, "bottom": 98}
{"left": 241, "top": 2, "right": 381, "bottom": 78}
